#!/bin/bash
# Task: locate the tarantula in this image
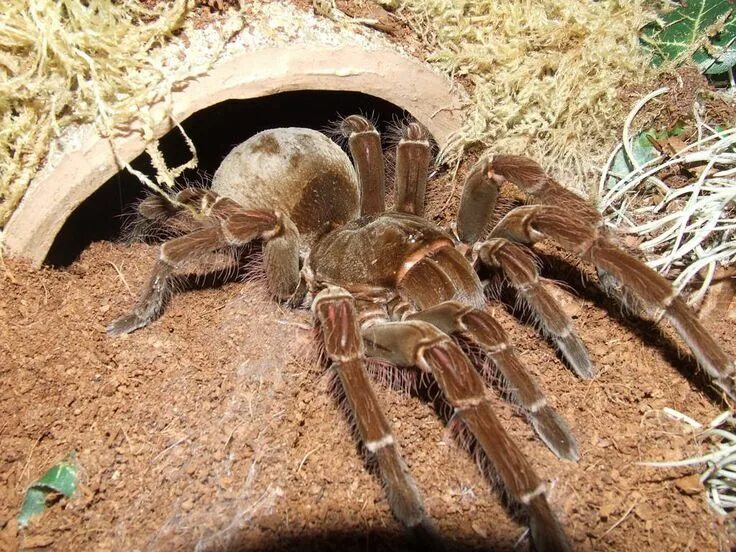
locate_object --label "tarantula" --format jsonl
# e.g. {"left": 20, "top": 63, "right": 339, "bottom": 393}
{"left": 108, "top": 115, "right": 735, "bottom": 551}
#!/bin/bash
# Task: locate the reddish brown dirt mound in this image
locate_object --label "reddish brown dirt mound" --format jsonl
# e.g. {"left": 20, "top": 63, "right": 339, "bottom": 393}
{"left": 1, "top": 237, "right": 734, "bottom": 551}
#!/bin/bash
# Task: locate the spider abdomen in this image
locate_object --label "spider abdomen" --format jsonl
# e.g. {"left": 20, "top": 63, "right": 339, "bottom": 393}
{"left": 211, "top": 127, "right": 360, "bottom": 246}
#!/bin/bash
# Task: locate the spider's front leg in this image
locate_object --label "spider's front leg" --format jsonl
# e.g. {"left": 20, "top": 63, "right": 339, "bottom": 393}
{"left": 340, "top": 115, "right": 432, "bottom": 217}
{"left": 135, "top": 188, "right": 218, "bottom": 236}
{"left": 312, "top": 287, "right": 441, "bottom": 550}
{"left": 108, "top": 192, "right": 301, "bottom": 335}
{"left": 467, "top": 154, "right": 736, "bottom": 400}
{"left": 475, "top": 238, "right": 595, "bottom": 379}
{"left": 363, "top": 319, "right": 572, "bottom": 552}
{"left": 456, "top": 159, "right": 595, "bottom": 379}
{"left": 407, "top": 301, "right": 578, "bottom": 461}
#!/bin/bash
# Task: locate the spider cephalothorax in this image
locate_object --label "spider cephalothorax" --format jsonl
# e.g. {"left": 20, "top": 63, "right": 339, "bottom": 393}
{"left": 109, "top": 115, "right": 735, "bottom": 551}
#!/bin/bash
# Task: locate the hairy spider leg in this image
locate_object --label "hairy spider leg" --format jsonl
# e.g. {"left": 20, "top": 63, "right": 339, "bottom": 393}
{"left": 312, "top": 287, "right": 441, "bottom": 550}
{"left": 456, "top": 157, "right": 594, "bottom": 378}
{"left": 393, "top": 121, "right": 432, "bottom": 216}
{"left": 486, "top": 155, "right": 736, "bottom": 401}
{"left": 341, "top": 115, "right": 386, "bottom": 216}
{"left": 342, "top": 115, "right": 432, "bottom": 217}
{"left": 362, "top": 318, "right": 572, "bottom": 552}
{"left": 475, "top": 238, "right": 595, "bottom": 379}
{"left": 107, "top": 194, "right": 300, "bottom": 335}
{"left": 407, "top": 301, "right": 578, "bottom": 461}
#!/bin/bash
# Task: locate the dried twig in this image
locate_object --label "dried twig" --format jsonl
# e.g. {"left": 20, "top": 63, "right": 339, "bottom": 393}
{"left": 107, "top": 261, "right": 133, "bottom": 297}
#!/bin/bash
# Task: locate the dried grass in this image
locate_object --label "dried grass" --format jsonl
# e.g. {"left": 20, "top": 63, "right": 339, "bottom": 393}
{"left": 0, "top": 0, "right": 193, "bottom": 227}
{"left": 399, "top": 0, "right": 659, "bottom": 193}
{"left": 600, "top": 88, "right": 736, "bottom": 305}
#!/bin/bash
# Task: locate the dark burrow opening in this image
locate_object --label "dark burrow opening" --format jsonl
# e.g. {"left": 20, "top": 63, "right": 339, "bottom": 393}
{"left": 45, "top": 90, "right": 408, "bottom": 266}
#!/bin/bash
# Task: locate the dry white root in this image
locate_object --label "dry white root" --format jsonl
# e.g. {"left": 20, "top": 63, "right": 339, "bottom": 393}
{"left": 599, "top": 87, "right": 736, "bottom": 307}
{"left": 641, "top": 408, "right": 736, "bottom": 516}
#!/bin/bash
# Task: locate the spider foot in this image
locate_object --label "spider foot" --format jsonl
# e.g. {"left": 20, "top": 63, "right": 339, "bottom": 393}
{"left": 107, "top": 312, "right": 150, "bottom": 336}
{"left": 528, "top": 494, "right": 572, "bottom": 552}
{"left": 531, "top": 405, "right": 579, "bottom": 462}
{"left": 716, "top": 373, "right": 736, "bottom": 404}
{"left": 554, "top": 331, "right": 596, "bottom": 380}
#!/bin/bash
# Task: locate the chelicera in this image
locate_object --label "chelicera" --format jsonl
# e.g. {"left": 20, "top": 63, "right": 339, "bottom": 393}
{"left": 108, "top": 115, "right": 735, "bottom": 551}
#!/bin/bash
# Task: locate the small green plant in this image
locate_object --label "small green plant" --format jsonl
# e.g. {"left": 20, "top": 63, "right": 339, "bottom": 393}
{"left": 18, "top": 453, "right": 79, "bottom": 527}
{"left": 604, "top": 121, "right": 686, "bottom": 189}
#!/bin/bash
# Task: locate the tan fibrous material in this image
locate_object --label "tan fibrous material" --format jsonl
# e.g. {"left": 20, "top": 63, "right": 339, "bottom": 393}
{"left": 0, "top": 0, "right": 193, "bottom": 228}
{"left": 399, "top": 0, "right": 658, "bottom": 188}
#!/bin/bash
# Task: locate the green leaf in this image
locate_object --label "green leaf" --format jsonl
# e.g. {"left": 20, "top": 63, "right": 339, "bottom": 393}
{"left": 17, "top": 489, "right": 48, "bottom": 528}
{"left": 18, "top": 453, "right": 79, "bottom": 528}
{"left": 606, "top": 123, "right": 692, "bottom": 190}
{"left": 671, "top": 120, "right": 686, "bottom": 136}
{"left": 641, "top": 0, "right": 736, "bottom": 74}
{"left": 606, "top": 130, "right": 659, "bottom": 190}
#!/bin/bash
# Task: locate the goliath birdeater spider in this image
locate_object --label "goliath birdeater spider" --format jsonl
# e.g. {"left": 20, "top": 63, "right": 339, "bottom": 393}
{"left": 108, "top": 115, "right": 735, "bottom": 551}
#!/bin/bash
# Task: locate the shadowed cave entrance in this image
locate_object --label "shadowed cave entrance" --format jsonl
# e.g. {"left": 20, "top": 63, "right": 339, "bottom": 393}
{"left": 45, "top": 90, "right": 408, "bottom": 266}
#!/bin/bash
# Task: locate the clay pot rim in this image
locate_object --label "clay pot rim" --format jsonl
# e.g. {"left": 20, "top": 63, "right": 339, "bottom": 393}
{"left": 3, "top": 45, "right": 465, "bottom": 266}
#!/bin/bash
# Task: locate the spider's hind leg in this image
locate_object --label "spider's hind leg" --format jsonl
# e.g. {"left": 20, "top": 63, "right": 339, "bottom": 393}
{"left": 340, "top": 115, "right": 386, "bottom": 216}
{"left": 124, "top": 187, "right": 219, "bottom": 246}
{"left": 393, "top": 120, "right": 432, "bottom": 217}
{"left": 107, "top": 224, "right": 226, "bottom": 336}
{"left": 138, "top": 188, "right": 218, "bottom": 234}
{"left": 340, "top": 114, "right": 433, "bottom": 217}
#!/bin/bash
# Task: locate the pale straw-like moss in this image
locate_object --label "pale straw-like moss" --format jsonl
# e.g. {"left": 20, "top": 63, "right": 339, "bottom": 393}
{"left": 399, "top": 0, "right": 658, "bottom": 193}
{"left": 1, "top": 0, "right": 659, "bottom": 229}
{"left": 0, "top": 0, "right": 191, "bottom": 227}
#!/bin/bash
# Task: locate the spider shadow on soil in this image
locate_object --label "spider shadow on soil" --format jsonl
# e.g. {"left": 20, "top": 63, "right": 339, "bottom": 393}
{"left": 221, "top": 526, "right": 515, "bottom": 552}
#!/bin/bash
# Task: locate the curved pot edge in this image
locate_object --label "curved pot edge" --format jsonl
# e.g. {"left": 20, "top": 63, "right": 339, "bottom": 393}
{"left": 4, "top": 45, "right": 465, "bottom": 266}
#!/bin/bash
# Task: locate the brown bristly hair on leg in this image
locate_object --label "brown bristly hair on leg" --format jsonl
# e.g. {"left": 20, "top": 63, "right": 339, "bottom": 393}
{"left": 121, "top": 169, "right": 216, "bottom": 245}
{"left": 365, "top": 358, "right": 421, "bottom": 397}
{"left": 325, "top": 110, "right": 382, "bottom": 148}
